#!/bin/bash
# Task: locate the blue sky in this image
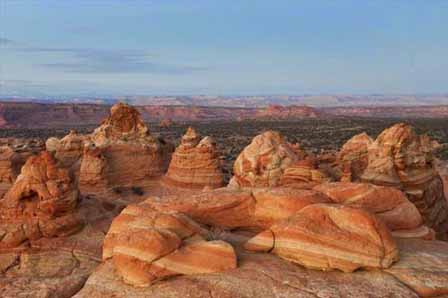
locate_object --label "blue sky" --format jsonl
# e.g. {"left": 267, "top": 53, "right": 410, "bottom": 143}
{"left": 1, "top": 0, "right": 447, "bottom": 97}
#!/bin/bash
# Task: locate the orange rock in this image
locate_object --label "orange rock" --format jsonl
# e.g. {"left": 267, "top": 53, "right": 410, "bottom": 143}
{"left": 79, "top": 103, "right": 173, "bottom": 191}
{"left": 361, "top": 123, "right": 448, "bottom": 238}
{"left": 245, "top": 204, "right": 399, "bottom": 272}
{"left": 164, "top": 128, "right": 224, "bottom": 189}
{"left": 279, "top": 158, "right": 331, "bottom": 187}
{"left": 46, "top": 130, "right": 86, "bottom": 173}
{"left": 0, "top": 151, "right": 83, "bottom": 249}
{"left": 231, "top": 131, "right": 298, "bottom": 187}
{"left": 103, "top": 202, "right": 236, "bottom": 287}
{"left": 338, "top": 132, "right": 373, "bottom": 182}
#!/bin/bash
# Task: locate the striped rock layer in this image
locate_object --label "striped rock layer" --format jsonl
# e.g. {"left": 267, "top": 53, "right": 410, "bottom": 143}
{"left": 46, "top": 130, "right": 87, "bottom": 173}
{"left": 103, "top": 202, "right": 237, "bottom": 287}
{"left": 164, "top": 128, "right": 224, "bottom": 189}
{"left": 361, "top": 123, "right": 448, "bottom": 238}
{"left": 313, "top": 182, "right": 434, "bottom": 240}
{"left": 79, "top": 103, "right": 173, "bottom": 191}
{"left": 279, "top": 158, "right": 331, "bottom": 188}
{"left": 0, "top": 151, "right": 83, "bottom": 249}
{"left": 338, "top": 132, "right": 373, "bottom": 182}
{"left": 245, "top": 204, "right": 399, "bottom": 273}
{"left": 230, "top": 131, "right": 298, "bottom": 187}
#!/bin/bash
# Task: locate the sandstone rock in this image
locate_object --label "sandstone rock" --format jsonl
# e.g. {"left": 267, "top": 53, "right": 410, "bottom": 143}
{"left": 164, "top": 128, "right": 224, "bottom": 189}
{"left": 361, "top": 123, "right": 448, "bottom": 238}
{"left": 313, "top": 182, "right": 430, "bottom": 239}
{"left": 0, "top": 151, "right": 83, "bottom": 249}
{"left": 385, "top": 238, "right": 448, "bottom": 297}
{"left": 338, "top": 132, "right": 373, "bottom": 182}
{"left": 103, "top": 202, "right": 236, "bottom": 286}
{"left": 279, "top": 158, "right": 331, "bottom": 187}
{"left": 74, "top": 240, "right": 429, "bottom": 298}
{"left": 79, "top": 103, "right": 173, "bottom": 191}
{"left": 0, "top": 138, "right": 44, "bottom": 186}
{"left": 46, "top": 130, "right": 87, "bottom": 172}
{"left": 146, "top": 187, "right": 330, "bottom": 230}
{"left": 245, "top": 204, "right": 399, "bottom": 272}
{"left": 231, "top": 131, "right": 298, "bottom": 187}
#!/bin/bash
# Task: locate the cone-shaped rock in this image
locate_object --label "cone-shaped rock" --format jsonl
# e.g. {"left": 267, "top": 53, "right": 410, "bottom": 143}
{"left": 338, "top": 132, "right": 373, "bottom": 182}
{"left": 164, "top": 128, "right": 224, "bottom": 189}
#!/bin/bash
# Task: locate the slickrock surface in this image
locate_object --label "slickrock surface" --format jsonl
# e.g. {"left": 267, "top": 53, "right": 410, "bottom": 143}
{"left": 338, "top": 132, "right": 373, "bottom": 182}
{"left": 46, "top": 130, "right": 86, "bottom": 173}
{"left": 245, "top": 204, "right": 399, "bottom": 272}
{"left": 230, "top": 131, "right": 298, "bottom": 187}
{"left": 361, "top": 123, "right": 448, "bottom": 238}
{"left": 103, "top": 202, "right": 237, "bottom": 286}
{"left": 385, "top": 238, "right": 448, "bottom": 297}
{"left": 145, "top": 187, "right": 331, "bottom": 230}
{"left": 74, "top": 239, "right": 448, "bottom": 298}
{"left": 313, "top": 182, "right": 434, "bottom": 239}
{"left": 0, "top": 151, "right": 83, "bottom": 249}
{"left": 164, "top": 127, "right": 224, "bottom": 189}
{"left": 279, "top": 158, "right": 331, "bottom": 187}
{"left": 79, "top": 103, "right": 173, "bottom": 191}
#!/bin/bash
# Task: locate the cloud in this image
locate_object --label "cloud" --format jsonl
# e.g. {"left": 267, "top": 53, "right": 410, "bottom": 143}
{"left": 18, "top": 47, "right": 207, "bottom": 74}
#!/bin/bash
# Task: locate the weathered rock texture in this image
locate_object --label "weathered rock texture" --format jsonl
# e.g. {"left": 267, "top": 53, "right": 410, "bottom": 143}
{"left": 103, "top": 202, "right": 237, "bottom": 286}
{"left": 231, "top": 131, "right": 298, "bottom": 187}
{"left": 279, "top": 158, "right": 331, "bottom": 187}
{"left": 338, "top": 132, "right": 373, "bottom": 182}
{"left": 0, "top": 151, "right": 83, "bottom": 249}
{"left": 313, "top": 182, "right": 434, "bottom": 239}
{"left": 361, "top": 123, "right": 448, "bottom": 238}
{"left": 0, "top": 138, "right": 44, "bottom": 185}
{"left": 79, "top": 103, "right": 173, "bottom": 191}
{"left": 145, "top": 187, "right": 331, "bottom": 231}
{"left": 245, "top": 204, "right": 399, "bottom": 272}
{"left": 46, "top": 130, "right": 87, "bottom": 175}
{"left": 164, "top": 127, "right": 224, "bottom": 189}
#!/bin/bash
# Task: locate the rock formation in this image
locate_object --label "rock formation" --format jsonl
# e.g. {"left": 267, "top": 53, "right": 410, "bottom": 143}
{"left": 103, "top": 202, "right": 237, "bottom": 286}
{"left": 0, "top": 151, "right": 83, "bottom": 249}
{"left": 361, "top": 123, "right": 448, "bottom": 238}
{"left": 164, "top": 127, "right": 224, "bottom": 189}
{"left": 46, "top": 130, "right": 87, "bottom": 173}
{"left": 0, "top": 138, "right": 44, "bottom": 186}
{"left": 279, "top": 158, "right": 331, "bottom": 188}
{"left": 313, "top": 182, "right": 434, "bottom": 239}
{"left": 338, "top": 132, "right": 373, "bottom": 182}
{"left": 245, "top": 204, "right": 399, "bottom": 272}
{"left": 230, "top": 131, "right": 298, "bottom": 187}
{"left": 79, "top": 103, "right": 173, "bottom": 191}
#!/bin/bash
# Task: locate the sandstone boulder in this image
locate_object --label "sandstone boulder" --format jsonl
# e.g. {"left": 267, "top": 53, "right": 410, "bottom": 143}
{"left": 245, "top": 204, "right": 399, "bottom": 272}
{"left": 79, "top": 103, "right": 173, "bottom": 191}
{"left": 279, "top": 158, "right": 331, "bottom": 187}
{"left": 46, "top": 130, "right": 87, "bottom": 172}
{"left": 231, "top": 131, "right": 298, "bottom": 187}
{"left": 103, "top": 202, "right": 236, "bottom": 286}
{"left": 361, "top": 123, "right": 448, "bottom": 238}
{"left": 313, "top": 182, "right": 433, "bottom": 239}
{"left": 0, "top": 151, "right": 83, "bottom": 249}
{"left": 164, "top": 128, "right": 224, "bottom": 189}
{"left": 338, "top": 132, "right": 373, "bottom": 182}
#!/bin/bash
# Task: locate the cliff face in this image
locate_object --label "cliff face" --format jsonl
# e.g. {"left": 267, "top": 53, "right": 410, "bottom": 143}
{"left": 0, "top": 101, "right": 447, "bottom": 128}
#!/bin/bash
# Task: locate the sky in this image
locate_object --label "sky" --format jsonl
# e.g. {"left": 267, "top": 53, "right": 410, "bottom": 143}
{"left": 1, "top": 0, "right": 448, "bottom": 97}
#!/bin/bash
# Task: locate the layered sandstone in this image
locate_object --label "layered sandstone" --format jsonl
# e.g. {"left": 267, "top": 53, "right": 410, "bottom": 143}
{"left": 230, "top": 131, "right": 298, "bottom": 187}
{"left": 103, "top": 202, "right": 237, "bottom": 286}
{"left": 338, "top": 132, "right": 373, "bottom": 182}
{"left": 313, "top": 182, "right": 432, "bottom": 237}
{"left": 0, "top": 151, "right": 83, "bottom": 249}
{"left": 79, "top": 103, "right": 173, "bottom": 191}
{"left": 46, "top": 130, "right": 87, "bottom": 174}
{"left": 245, "top": 204, "right": 399, "bottom": 272}
{"left": 361, "top": 123, "right": 448, "bottom": 238}
{"left": 279, "top": 158, "right": 331, "bottom": 188}
{"left": 164, "top": 127, "right": 224, "bottom": 189}
{"left": 145, "top": 187, "right": 331, "bottom": 230}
